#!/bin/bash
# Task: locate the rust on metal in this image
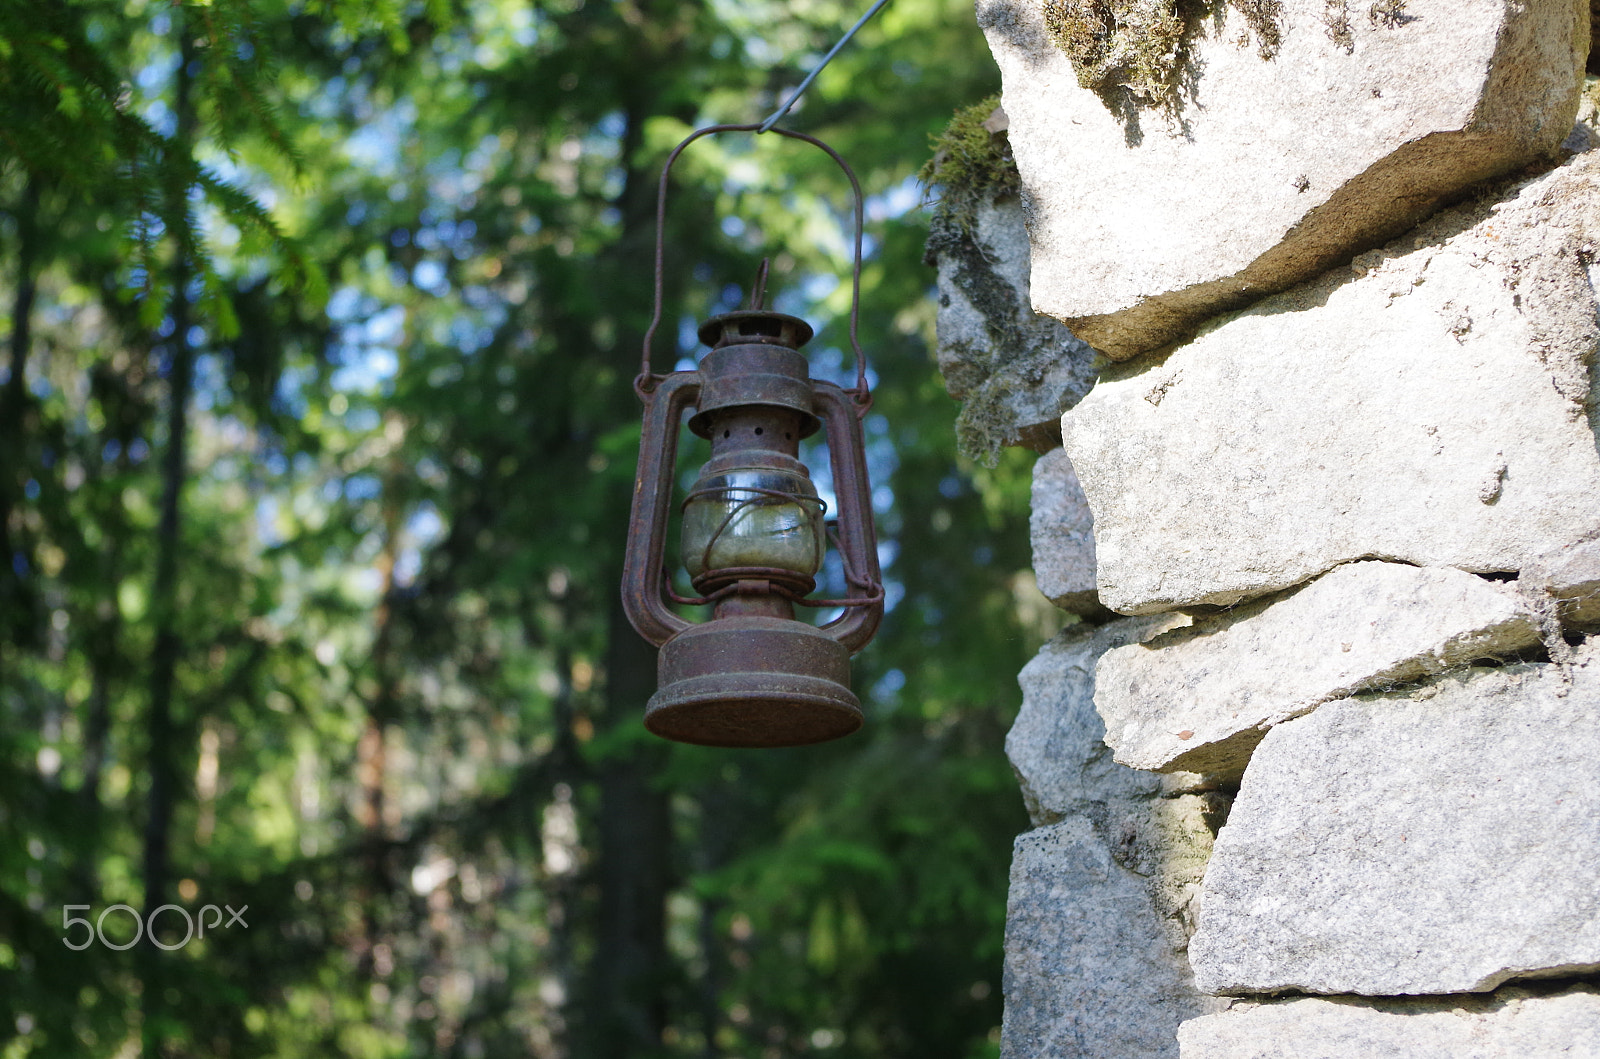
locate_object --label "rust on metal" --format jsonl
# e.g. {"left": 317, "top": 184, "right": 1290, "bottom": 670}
{"left": 620, "top": 124, "right": 883, "bottom": 749}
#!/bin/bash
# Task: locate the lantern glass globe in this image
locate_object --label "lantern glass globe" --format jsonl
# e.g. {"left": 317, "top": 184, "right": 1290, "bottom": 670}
{"left": 680, "top": 467, "right": 824, "bottom": 579}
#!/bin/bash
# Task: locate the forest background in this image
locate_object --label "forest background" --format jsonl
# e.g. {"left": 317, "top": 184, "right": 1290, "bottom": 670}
{"left": 0, "top": 1, "right": 1065, "bottom": 1056}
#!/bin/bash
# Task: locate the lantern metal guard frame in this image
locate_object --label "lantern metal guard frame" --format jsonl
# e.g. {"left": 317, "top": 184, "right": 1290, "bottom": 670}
{"left": 622, "top": 123, "right": 885, "bottom": 749}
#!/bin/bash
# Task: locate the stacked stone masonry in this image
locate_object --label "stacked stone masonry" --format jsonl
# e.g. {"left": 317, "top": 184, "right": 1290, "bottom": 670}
{"left": 932, "top": 1, "right": 1600, "bottom": 1055}
{"left": 976, "top": 0, "right": 1591, "bottom": 360}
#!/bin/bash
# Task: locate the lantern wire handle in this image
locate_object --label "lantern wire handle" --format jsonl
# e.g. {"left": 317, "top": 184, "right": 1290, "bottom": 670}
{"left": 638, "top": 124, "right": 870, "bottom": 411}
{"left": 756, "top": 0, "right": 893, "bottom": 134}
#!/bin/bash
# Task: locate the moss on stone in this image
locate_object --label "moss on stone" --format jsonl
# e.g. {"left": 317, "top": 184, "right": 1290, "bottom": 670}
{"left": 924, "top": 205, "right": 1032, "bottom": 467}
{"left": 917, "top": 95, "right": 1021, "bottom": 236}
{"left": 1043, "top": 0, "right": 1188, "bottom": 105}
{"left": 1233, "top": 0, "right": 1284, "bottom": 58}
{"left": 1322, "top": 0, "right": 1354, "bottom": 52}
{"left": 1367, "top": 0, "right": 1410, "bottom": 29}
{"left": 1041, "top": 1, "right": 1288, "bottom": 108}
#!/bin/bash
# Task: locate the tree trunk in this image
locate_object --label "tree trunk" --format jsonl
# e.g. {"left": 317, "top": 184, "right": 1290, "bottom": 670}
{"left": 0, "top": 177, "right": 43, "bottom": 671}
{"left": 592, "top": 599, "right": 671, "bottom": 1057}
{"left": 142, "top": 21, "right": 198, "bottom": 1054}
{"left": 356, "top": 424, "right": 406, "bottom": 980}
{"left": 583, "top": 62, "right": 685, "bottom": 1053}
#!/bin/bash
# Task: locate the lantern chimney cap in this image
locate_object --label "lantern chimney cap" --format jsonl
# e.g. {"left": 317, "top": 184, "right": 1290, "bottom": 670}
{"left": 698, "top": 310, "right": 813, "bottom": 351}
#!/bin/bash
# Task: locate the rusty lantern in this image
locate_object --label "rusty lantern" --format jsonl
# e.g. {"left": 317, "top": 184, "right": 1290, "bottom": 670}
{"left": 621, "top": 125, "right": 884, "bottom": 749}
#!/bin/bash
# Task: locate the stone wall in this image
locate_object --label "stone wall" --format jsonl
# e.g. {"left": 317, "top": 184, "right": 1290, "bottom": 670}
{"left": 930, "top": 2, "right": 1600, "bottom": 1055}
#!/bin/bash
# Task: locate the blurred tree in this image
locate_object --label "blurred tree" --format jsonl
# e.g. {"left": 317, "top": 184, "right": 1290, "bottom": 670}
{"left": 0, "top": 1, "right": 1055, "bottom": 1057}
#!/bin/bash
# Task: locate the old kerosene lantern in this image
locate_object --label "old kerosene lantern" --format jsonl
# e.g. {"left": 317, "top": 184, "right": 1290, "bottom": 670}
{"left": 621, "top": 124, "right": 884, "bottom": 748}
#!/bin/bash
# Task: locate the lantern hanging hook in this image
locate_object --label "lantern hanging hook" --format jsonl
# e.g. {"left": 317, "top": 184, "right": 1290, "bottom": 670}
{"left": 638, "top": 124, "right": 870, "bottom": 411}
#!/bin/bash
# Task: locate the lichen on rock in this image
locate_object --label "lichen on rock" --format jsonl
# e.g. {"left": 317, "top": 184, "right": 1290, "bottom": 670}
{"left": 922, "top": 99, "right": 1102, "bottom": 464}
{"left": 1041, "top": 0, "right": 1286, "bottom": 112}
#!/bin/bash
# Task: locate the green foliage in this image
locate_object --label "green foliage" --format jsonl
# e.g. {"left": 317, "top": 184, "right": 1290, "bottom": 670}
{"left": 0, "top": 2, "right": 325, "bottom": 322}
{"left": 0, "top": 1, "right": 1048, "bottom": 1056}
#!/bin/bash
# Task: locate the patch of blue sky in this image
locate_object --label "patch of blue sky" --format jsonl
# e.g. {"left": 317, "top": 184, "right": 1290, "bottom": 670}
{"left": 428, "top": 168, "right": 482, "bottom": 207}
{"left": 447, "top": 318, "right": 498, "bottom": 355}
{"left": 771, "top": 285, "right": 811, "bottom": 321}
{"left": 256, "top": 495, "right": 283, "bottom": 548}
{"left": 345, "top": 99, "right": 418, "bottom": 179}
{"left": 202, "top": 151, "right": 277, "bottom": 214}
{"left": 742, "top": 34, "right": 779, "bottom": 66}
{"left": 800, "top": 442, "right": 839, "bottom": 521}
{"left": 409, "top": 502, "right": 444, "bottom": 544}
{"left": 394, "top": 547, "right": 423, "bottom": 588}
{"left": 135, "top": 49, "right": 178, "bottom": 92}
{"left": 412, "top": 260, "right": 450, "bottom": 295}
{"left": 463, "top": 133, "right": 503, "bottom": 181}
{"left": 332, "top": 348, "right": 399, "bottom": 394}
{"left": 471, "top": 1, "right": 537, "bottom": 69}
{"left": 801, "top": 272, "right": 840, "bottom": 301}
{"left": 722, "top": 159, "right": 765, "bottom": 195}
{"left": 396, "top": 502, "right": 446, "bottom": 586}
{"left": 191, "top": 353, "right": 227, "bottom": 412}
{"left": 344, "top": 475, "right": 382, "bottom": 502}
{"left": 347, "top": 407, "right": 381, "bottom": 434}
{"left": 865, "top": 175, "right": 922, "bottom": 223}
{"left": 328, "top": 302, "right": 406, "bottom": 393}
{"left": 301, "top": 76, "right": 346, "bottom": 120}
{"left": 874, "top": 667, "right": 907, "bottom": 696}
{"left": 365, "top": 305, "right": 406, "bottom": 346}
{"left": 327, "top": 286, "right": 366, "bottom": 323}
{"left": 797, "top": 344, "right": 869, "bottom": 392}
{"left": 676, "top": 316, "right": 700, "bottom": 364}
{"left": 351, "top": 567, "right": 384, "bottom": 599}
{"left": 461, "top": 284, "right": 499, "bottom": 311}
{"left": 142, "top": 99, "right": 176, "bottom": 138}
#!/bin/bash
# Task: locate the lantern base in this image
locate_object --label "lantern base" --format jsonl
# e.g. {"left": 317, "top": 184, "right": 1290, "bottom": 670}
{"left": 645, "top": 615, "right": 862, "bottom": 748}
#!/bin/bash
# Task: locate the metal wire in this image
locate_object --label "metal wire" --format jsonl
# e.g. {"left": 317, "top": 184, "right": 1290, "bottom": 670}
{"left": 638, "top": 124, "right": 869, "bottom": 403}
{"left": 757, "top": 0, "right": 893, "bottom": 133}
